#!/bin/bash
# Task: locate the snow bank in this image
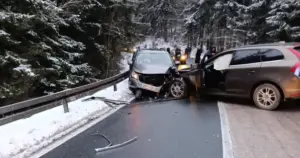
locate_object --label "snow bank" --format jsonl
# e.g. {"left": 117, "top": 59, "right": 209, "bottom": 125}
{"left": 0, "top": 53, "right": 134, "bottom": 158}
{"left": 119, "top": 52, "right": 132, "bottom": 73}
{"left": 0, "top": 79, "right": 133, "bottom": 158}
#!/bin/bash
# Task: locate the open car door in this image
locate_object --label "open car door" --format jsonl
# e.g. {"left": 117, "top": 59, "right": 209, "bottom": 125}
{"left": 197, "top": 52, "right": 233, "bottom": 92}
{"left": 178, "top": 52, "right": 233, "bottom": 94}
{"left": 178, "top": 64, "right": 204, "bottom": 91}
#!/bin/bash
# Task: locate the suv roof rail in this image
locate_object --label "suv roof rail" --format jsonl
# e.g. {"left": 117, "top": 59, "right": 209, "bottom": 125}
{"left": 239, "top": 42, "right": 300, "bottom": 48}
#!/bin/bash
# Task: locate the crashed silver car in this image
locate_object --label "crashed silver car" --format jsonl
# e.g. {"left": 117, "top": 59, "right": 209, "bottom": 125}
{"left": 128, "top": 49, "right": 191, "bottom": 99}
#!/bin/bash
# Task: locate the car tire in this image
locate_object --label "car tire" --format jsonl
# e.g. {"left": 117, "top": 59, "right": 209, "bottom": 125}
{"left": 169, "top": 78, "right": 187, "bottom": 99}
{"left": 253, "top": 83, "right": 281, "bottom": 110}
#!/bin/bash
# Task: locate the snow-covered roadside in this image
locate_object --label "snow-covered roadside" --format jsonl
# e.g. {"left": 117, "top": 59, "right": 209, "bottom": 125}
{"left": 135, "top": 37, "right": 208, "bottom": 60}
{"left": 119, "top": 52, "right": 132, "bottom": 73}
{"left": 135, "top": 37, "right": 186, "bottom": 52}
{"left": 0, "top": 53, "right": 134, "bottom": 158}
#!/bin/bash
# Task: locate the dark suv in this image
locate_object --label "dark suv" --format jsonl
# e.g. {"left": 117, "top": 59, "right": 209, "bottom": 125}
{"left": 197, "top": 42, "right": 300, "bottom": 110}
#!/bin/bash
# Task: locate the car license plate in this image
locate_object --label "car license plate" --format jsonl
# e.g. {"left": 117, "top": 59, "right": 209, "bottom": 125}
{"left": 175, "top": 61, "right": 180, "bottom": 64}
{"left": 142, "top": 84, "right": 157, "bottom": 92}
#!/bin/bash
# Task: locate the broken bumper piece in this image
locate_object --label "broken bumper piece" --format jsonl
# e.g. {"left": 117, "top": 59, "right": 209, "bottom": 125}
{"left": 129, "top": 79, "right": 162, "bottom": 93}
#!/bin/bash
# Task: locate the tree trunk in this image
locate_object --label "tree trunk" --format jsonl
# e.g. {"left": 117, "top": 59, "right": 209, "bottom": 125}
{"left": 164, "top": 20, "right": 168, "bottom": 42}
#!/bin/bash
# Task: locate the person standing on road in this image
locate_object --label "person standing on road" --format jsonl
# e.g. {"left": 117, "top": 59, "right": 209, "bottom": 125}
{"left": 167, "top": 47, "right": 171, "bottom": 55}
{"left": 211, "top": 46, "right": 217, "bottom": 56}
{"left": 185, "top": 46, "right": 192, "bottom": 58}
{"left": 200, "top": 46, "right": 216, "bottom": 65}
{"left": 206, "top": 46, "right": 217, "bottom": 59}
{"left": 175, "top": 46, "right": 181, "bottom": 56}
{"left": 184, "top": 47, "right": 188, "bottom": 56}
{"left": 187, "top": 46, "right": 192, "bottom": 57}
{"left": 195, "top": 47, "right": 203, "bottom": 64}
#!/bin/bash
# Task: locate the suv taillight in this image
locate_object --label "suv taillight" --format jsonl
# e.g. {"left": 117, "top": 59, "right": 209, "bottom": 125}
{"left": 289, "top": 48, "right": 300, "bottom": 59}
{"left": 289, "top": 48, "right": 300, "bottom": 78}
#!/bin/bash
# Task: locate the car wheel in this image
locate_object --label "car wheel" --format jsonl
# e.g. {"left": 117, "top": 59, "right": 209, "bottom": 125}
{"left": 253, "top": 83, "right": 281, "bottom": 110}
{"left": 169, "top": 79, "right": 187, "bottom": 98}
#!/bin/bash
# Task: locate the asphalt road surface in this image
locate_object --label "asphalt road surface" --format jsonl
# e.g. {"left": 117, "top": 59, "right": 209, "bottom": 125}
{"left": 42, "top": 99, "right": 222, "bottom": 158}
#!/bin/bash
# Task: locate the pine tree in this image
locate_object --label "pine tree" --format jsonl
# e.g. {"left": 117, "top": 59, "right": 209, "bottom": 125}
{"left": 139, "top": 0, "right": 178, "bottom": 41}
{"left": 0, "top": 0, "right": 142, "bottom": 105}
{"left": 183, "top": 0, "right": 300, "bottom": 44}
{"left": 266, "top": 0, "right": 300, "bottom": 41}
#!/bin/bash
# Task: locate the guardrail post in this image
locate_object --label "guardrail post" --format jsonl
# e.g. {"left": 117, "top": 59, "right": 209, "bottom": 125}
{"left": 114, "top": 84, "right": 117, "bottom": 91}
{"left": 62, "top": 99, "right": 69, "bottom": 113}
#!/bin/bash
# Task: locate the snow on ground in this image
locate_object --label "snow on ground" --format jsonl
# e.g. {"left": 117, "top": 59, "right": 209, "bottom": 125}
{"left": 0, "top": 80, "right": 133, "bottom": 158}
{"left": 0, "top": 53, "right": 134, "bottom": 158}
{"left": 119, "top": 52, "right": 132, "bottom": 73}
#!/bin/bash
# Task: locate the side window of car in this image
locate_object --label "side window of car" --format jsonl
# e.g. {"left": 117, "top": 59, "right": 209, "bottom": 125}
{"left": 230, "top": 49, "right": 260, "bottom": 65}
{"left": 213, "top": 53, "right": 233, "bottom": 70}
{"left": 260, "top": 49, "right": 284, "bottom": 62}
{"left": 205, "top": 52, "right": 233, "bottom": 69}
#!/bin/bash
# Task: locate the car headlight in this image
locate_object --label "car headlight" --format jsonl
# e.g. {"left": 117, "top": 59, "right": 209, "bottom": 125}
{"left": 133, "top": 48, "right": 137, "bottom": 52}
{"left": 172, "top": 56, "right": 175, "bottom": 60}
{"left": 131, "top": 71, "right": 139, "bottom": 80}
{"left": 180, "top": 54, "right": 187, "bottom": 61}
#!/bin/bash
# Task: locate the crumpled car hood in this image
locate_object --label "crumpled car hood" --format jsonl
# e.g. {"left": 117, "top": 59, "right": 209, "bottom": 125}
{"left": 133, "top": 64, "right": 171, "bottom": 74}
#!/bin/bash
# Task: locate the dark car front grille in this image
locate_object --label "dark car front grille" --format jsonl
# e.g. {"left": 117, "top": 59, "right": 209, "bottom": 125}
{"left": 139, "top": 74, "right": 166, "bottom": 86}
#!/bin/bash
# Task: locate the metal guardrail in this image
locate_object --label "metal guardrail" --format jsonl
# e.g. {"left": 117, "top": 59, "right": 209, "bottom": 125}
{"left": 0, "top": 71, "right": 129, "bottom": 126}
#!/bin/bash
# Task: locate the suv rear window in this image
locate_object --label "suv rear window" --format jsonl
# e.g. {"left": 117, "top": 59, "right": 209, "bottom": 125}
{"left": 260, "top": 49, "right": 284, "bottom": 62}
{"left": 230, "top": 49, "right": 260, "bottom": 65}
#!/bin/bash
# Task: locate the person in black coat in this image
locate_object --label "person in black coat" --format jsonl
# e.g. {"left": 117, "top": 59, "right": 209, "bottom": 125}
{"left": 175, "top": 47, "right": 181, "bottom": 56}
{"left": 185, "top": 47, "right": 189, "bottom": 56}
{"left": 200, "top": 46, "right": 216, "bottom": 66}
{"left": 195, "top": 47, "right": 203, "bottom": 64}
{"left": 167, "top": 47, "right": 171, "bottom": 54}
{"left": 187, "top": 46, "right": 192, "bottom": 54}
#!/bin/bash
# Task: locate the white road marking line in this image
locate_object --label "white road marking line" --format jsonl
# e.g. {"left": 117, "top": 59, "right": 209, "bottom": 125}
{"left": 29, "top": 97, "right": 135, "bottom": 158}
{"left": 218, "top": 102, "right": 235, "bottom": 158}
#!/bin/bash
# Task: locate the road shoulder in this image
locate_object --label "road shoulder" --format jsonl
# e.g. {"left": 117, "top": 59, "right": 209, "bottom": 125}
{"left": 222, "top": 102, "right": 300, "bottom": 158}
{"left": 218, "top": 102, "right": 235, "bottom": 158}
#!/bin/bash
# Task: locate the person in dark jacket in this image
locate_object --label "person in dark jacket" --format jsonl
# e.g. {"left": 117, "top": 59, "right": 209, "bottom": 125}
{"left": 187, "top": 46, "right": 192, "bottom": 57}
{"left": 175, "top": 47, "right": 181, "bottom": 56}
{"left": 211, "top": 46, "right": 217, "bottom": 56}
{"left": 185, "top": 47, "right": 189, "bottom": 56}
{"left": 195, "top": 47, "right": 203, "bottom": 64}
{"left": 206, "top": 46, "right": 217, "bottom": 59}
{"left": 167, "top": 47, "right": 171, "bottom": 54}
{"left": 185, "top": 46, "right": 192, "bottom": 57}
{"left": 200, "top": 46, "right": 217, "bottom": 66}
